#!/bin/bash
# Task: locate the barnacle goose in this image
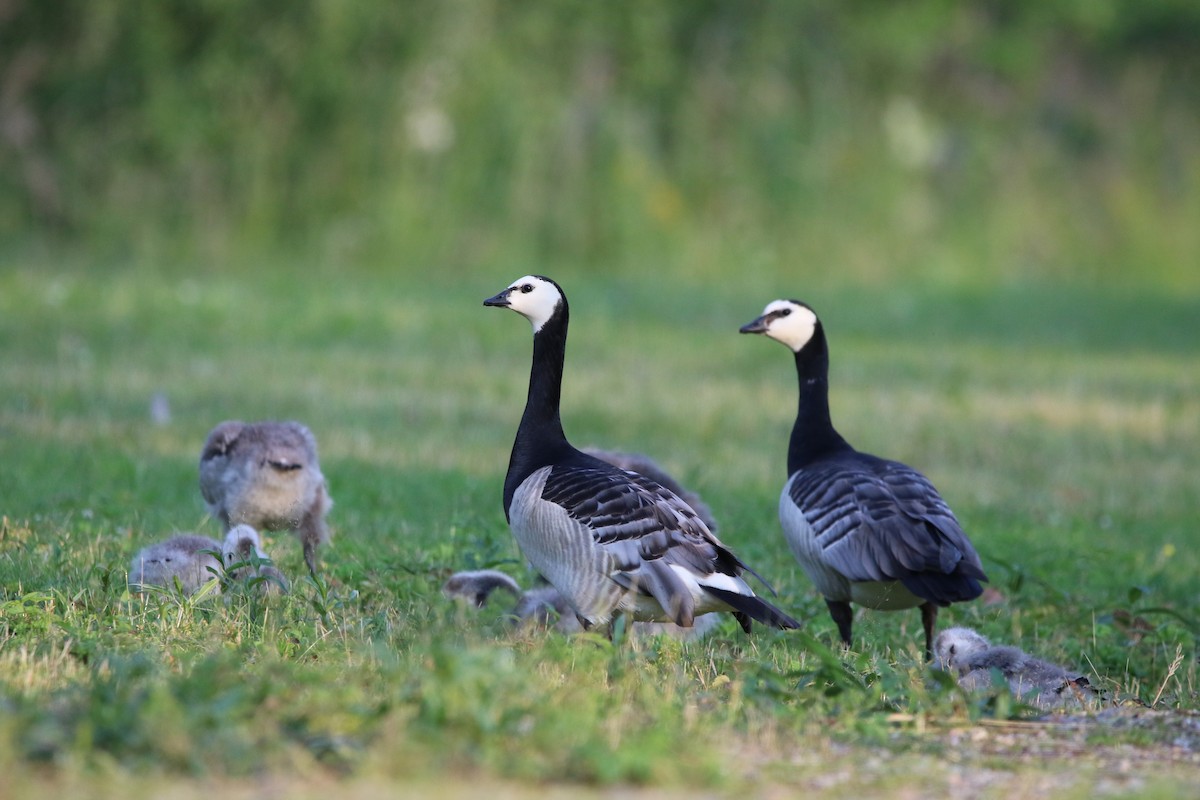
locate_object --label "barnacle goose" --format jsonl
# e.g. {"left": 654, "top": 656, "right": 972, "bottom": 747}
{"left": 484, "top": 275, "right": 799, "bottom": 634}
{"left": 740, "top": 299, "right": 985, "bottom": 656}
{"left": 934, "top": 627, "right": 1100, "bottom": 709}
{"left": 199, "top": 420, "right": 333, "bottom": 576}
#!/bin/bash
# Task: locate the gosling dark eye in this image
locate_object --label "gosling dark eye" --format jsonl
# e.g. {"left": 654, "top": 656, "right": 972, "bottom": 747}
{"left": 520, "top": 284, "right": 534, "bottom": 293}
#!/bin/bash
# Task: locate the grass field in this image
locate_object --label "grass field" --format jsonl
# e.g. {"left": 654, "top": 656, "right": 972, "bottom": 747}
{"left": 1, "top": 260, "right": 1198, "bottom": 797}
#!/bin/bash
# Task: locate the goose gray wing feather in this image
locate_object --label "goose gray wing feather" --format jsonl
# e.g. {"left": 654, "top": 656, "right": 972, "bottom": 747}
{"left": 541, "top": 464, "right": 740, "bottom": 579}
{"left": 517, "top": 461, "right": 798, "bottom": 630}
{"left": 788, "top": 456, "right": 985, "bottom": 598}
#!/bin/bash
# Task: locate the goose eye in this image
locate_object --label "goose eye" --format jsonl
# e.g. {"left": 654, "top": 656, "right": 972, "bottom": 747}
{"left": 520, "top": 284, "right": 534, "bottom": 293}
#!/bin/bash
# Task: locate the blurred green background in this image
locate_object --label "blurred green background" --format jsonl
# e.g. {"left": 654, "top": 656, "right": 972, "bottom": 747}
{"left": 3, "top": 0, "right": 1198, "bottom": 291}
{"left": 1, "top": 2, "right": 1199, "bottom": 789}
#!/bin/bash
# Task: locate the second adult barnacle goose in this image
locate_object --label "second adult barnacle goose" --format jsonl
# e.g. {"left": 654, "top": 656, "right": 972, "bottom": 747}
{"left": 484, "top": 275, "right": 799, "bottom": 634}
{"left": 739, "top": 299, "right": 986, "bottom": 657}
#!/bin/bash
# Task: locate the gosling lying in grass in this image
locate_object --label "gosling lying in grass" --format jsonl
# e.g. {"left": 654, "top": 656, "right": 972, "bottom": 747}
{"left": 199, "top": 419, "right": 333, "bottom": 576}
{"left": 934, "top": 626, "right": 1101, "bottom": 709}
{"left": 129, "top": 534, "right": 223, "bottom": 595}
{"left": 442, "top": 568, "right": 720, "bottom": 640}
{"left": 129, "top": 528, "right": 288, "bottom": 596}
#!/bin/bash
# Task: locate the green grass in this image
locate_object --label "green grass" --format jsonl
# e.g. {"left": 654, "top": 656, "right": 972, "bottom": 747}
{"left": 1, "top": 261, "right": 1198, "bottom": 796}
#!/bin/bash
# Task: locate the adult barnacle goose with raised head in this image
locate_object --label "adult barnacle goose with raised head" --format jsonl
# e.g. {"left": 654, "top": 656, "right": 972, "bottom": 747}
{"left": 484, "top": 275, "right": 799, "bottom": 634}
{"left": 740, "top": 299, "right": 986, "bottom": 656}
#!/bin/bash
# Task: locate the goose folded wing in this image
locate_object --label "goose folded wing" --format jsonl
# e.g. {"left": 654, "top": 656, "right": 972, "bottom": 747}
{"left": 879, "top": 462, "right": 985, "bottom": 576}
{"left": 540, "top": 464, "right": 735, "bottom": 619}
{"left": 789, "top": 464, "right": 977, "bottom": 584}
{"left": 541, "top": 465, "right": 713, "bottom": 549}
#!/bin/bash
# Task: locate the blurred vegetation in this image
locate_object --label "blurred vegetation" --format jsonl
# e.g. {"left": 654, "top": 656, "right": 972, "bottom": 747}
{"left": 2, "top": 0, "right": 1199, "bottom": 288}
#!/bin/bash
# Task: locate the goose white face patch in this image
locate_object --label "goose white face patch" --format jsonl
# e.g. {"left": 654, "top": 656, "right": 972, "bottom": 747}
{"left": 759, "top": 299, "right": 818, "bottom": 352}
{"left": 503, "top": 275, "right": 563, "bottom": 332}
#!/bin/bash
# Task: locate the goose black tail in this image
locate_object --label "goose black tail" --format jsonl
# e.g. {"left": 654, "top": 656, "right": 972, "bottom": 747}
{"left": 900, "top": 571, "right": 986, "bottom": 606}
{"left": 703, "top": 586, "right": 801, "bottom": 631}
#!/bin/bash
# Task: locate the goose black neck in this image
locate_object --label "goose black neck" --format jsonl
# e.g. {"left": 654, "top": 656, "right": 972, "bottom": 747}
{"left": 787, "top": 322, "right": 850, "bottom": 475}
{"left": 504, "top": 304, "right": 573, "bottom": 514}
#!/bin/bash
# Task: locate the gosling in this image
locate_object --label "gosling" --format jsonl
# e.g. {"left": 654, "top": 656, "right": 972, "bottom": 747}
{"left": 443, "top": 568, "right": 720, "bottom": 640}
{"left": 200, "top": 420, "right": 333, "bottom": 575}
{"left": 221, "top": 524, "right": 289, "bottom": 594}
{"left": 129, "top": 534, "right": 223, "bottom": 595}
{"left": 934, "top": 627, "right": 1100, "bottom": 709}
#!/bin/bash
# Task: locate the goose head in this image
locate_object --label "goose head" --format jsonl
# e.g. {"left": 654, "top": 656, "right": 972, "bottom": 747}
{"left": 484, "top": 275, "right": 565, "bottom": 333}
{"left": 739, "top": 299, "right": 819, "bottom": 352}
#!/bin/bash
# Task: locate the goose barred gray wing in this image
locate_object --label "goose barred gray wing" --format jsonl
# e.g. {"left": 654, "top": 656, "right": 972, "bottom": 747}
{"left": 543, "top": 464, "right": 734, "bottom": 565}
{"left": 530, "top": 459, "right": 795, "bottom": 631}
{"left": 788, "top": 453, "right": 985, "bottom": 605}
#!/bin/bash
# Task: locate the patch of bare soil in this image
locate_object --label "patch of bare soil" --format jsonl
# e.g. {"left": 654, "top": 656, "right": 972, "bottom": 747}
{"left": 931, "top": 705, "right": 1199, "bottom": 797}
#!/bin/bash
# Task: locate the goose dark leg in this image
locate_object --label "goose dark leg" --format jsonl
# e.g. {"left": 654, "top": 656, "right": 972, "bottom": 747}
{"left": 920, "top": 602, "right": 938, "bottom": 660}
{"left": 302, "top": 534, "right": 319, "bottom": 578}
{"left": 299, "top": 507, "right": 328, "bottom": 578}
{"left": 825, "top": 599, "right": 853, "bottom": 648}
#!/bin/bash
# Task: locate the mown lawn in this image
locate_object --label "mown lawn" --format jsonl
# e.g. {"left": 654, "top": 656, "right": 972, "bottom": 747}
{"left": 1, "top": 262, "right": 1197, "bottom": 797}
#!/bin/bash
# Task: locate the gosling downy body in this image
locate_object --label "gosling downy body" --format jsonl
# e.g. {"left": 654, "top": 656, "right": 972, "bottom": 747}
{"left": 934, "top": 626, "right": 1100, "bottom": 709}
{"left": 444, "top": 568, "right": 720, "bottom": 640}
{"left": 200, "top": 420, "right": 332, "bottom": 575}
{"left": 129, "top": 534, "right": 222, "bottom": 595}
{"left": 442, "top": 569, "right": 524, "bottom": 607}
